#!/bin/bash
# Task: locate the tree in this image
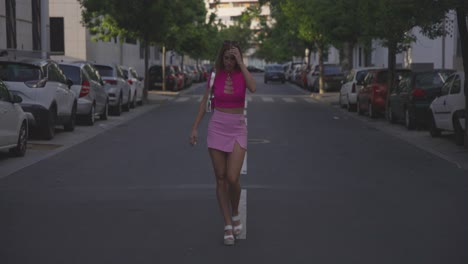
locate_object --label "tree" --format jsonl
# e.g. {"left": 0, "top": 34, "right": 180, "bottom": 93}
{"left": 78, "top": 0, "right": 206, "bottom": 93}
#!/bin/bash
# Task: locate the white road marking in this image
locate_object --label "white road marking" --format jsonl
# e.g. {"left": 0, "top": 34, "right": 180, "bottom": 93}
{"left": 283, "top": 98, "right": 295, "bottom": 103}
{"left": 238, "top": 189, "right": 247, "bottom": 239}
{"left": 262, "top": 97, "right": 274, "bottom": 102}
{"left": 304, "top": 98, "right": 316, "bottom": 103}
{"left": 241, "top": 152, "right": 247, "bottom": 175}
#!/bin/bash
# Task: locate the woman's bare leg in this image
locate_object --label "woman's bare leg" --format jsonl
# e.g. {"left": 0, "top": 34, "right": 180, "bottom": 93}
{"left": 226, "top": 142, "right": 246, "bottom": 219}
{"left": 208, "top": 148, "right": 233, "bottom": 235}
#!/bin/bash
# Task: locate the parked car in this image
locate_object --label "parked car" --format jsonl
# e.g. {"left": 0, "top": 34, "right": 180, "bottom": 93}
{"left": 387, "top": 70, "right": 455, "bottom": 129}
{"left": 428, "top": 71, "right": 466, "bottom": 146}
{"left": 0, "top": 79, "right": 28, "bottom": 157}
{"left": 172, "top": 65, "right": 185, "bottom": 91}
{"left": 0, "top": 58, "right": 77, "bottom": 139}
{"left": 93, "top": 63, "right": 131, "bottom": 115}
{"left": 284, "top": 61, "right": 303, "bottom": 81}
{"left": 307, "top": 64, "right": 345, "bottom": 92}
{"left": 357, "top": 68, "right": 411, "bottom": 117}
{"left": 339, "top": 67, "right": 381, "bottom": 111}
{"left": 264, "top": 64, "right": 285, "bottom": 84}
{"left": 59, "top": 62, "right": 109, "bottom": 125}
{"left": 148, "top": 65, "right": 177, "bottom": 91}
{"left": 121, "top": 66, "right": 144, "bottom": 107}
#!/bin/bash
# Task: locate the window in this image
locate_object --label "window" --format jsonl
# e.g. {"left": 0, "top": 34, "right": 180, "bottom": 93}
{"left": 50, "top": 17, "right": 65, "bottom": 54}
{"left": 441, "top": 75, "right": 453, "bottom": 96}
{"left": 32, "top": 0, "right": 41, "bottom": 50}
{"left": 47, "top": 63, "right": 67, "bottom": 83}
{"left": 449, "top": 76, "right": 461, "bottom": 94}
{"left": 6, "top": 0, "right": 17, "bottom": 49}
{"left": 0, "top": 82, "right": 10, "bottom": 102}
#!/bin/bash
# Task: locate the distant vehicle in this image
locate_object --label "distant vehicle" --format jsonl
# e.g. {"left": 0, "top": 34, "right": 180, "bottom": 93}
{"left": 0, "top": 58, "right": 77, "bottom": 139}
{"left": 387, "top": 69, "right": 455, "bottom": 129}
{"left": 93, "top": 63, "right": 131, "bottom": 115}
{"left": 339, "top": 67, "right": 381, "bottom": 112}
{"left": 264, "top": 64, "right": 285, "bottom": 84}
{"left": 429, "top": 71, "right": 466, "bottom": 146}
{"left": 307, "top": 64, "right": 345, "bottom": 92}
{"left": 0, "top": 79, "right": 28, "bottom": 157}
{"left": 247, "top": 66, "right": 264, "bottom": 73}
{"left": 121, "top": 66, "right": 144, "bottom": 107}
{"left": 59, "top": 61, "right": 109, "bottom": 125}
{"left": 357, "top": 68, "right": 411, "bottom": 118}
{"left": 148, "top": 65, "right": 177, "bottom": 91}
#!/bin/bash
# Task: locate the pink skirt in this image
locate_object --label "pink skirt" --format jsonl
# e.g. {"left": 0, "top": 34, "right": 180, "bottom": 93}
{"left": 207, "top": 110, "right": 247, "bottom": 152}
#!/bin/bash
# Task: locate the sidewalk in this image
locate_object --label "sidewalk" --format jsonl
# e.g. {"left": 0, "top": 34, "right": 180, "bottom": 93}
{"left": 313, "top": 92, "right": 468, "bottom": 171}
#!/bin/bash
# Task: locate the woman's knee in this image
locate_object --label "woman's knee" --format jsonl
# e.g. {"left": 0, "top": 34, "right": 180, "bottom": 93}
{"left": 226, "top": 174, "right": 240, "bottom": 186}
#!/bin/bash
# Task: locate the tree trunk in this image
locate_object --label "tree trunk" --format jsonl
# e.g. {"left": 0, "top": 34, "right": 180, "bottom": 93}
{"left": 162, "top": 45, "right": 166, "bottom": 91}
{"left": 342, "top": 41, "right": 354, "bottom": 72}
{"left": 143, "top": 34, "right": 149, "bottom": 102}
{"left": 317, "top": 43, "right": 324, "bottom": 94}
{"left": 386, "top": 41, "right": 397, "bottom": 114}
{"left": 455, "top": 5, "right": 468, "bottom": 148}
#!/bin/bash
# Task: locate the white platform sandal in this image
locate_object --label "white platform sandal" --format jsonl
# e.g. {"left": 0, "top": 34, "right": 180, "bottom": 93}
{"left": 232, "top": 214, "right": 243, "bottom": 238}
{"left": 224, "top": 225, "right": 235, "bottom": 246}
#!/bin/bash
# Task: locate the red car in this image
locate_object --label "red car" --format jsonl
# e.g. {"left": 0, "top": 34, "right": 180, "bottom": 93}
{"left": 357, "top": 68, "right": 411, "bottom": 117}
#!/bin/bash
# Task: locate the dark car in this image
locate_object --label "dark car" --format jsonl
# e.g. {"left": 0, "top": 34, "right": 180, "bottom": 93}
{"left": 387, "top": 69, "right": 455, "bottom": 129}
{"left": 308, "top": 64, "right": 345, "bottom": 92}
{"left": 148, "top": 65, "right": 177, "bottom": 91}
{"left": 357, "top": 68, "right": 412, "bottom": 117}
{"left": 264, "top": 64, "right": 285, "bottom": 84}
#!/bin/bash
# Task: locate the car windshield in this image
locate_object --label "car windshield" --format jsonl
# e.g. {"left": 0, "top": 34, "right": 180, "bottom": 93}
{"left": 266, "top": 65, "right": 283, "bottom": 72}
{"left": 59, "top": 65, "right": 81, "bottom": 85}
{"left": 94, "top": 65, "right": 114, "bottom": 77}
{"left": 415, "top": 72, "right": 445, "bottom": 90}
{"left": 0, "top": 62, "right": 42, "bottom": 82}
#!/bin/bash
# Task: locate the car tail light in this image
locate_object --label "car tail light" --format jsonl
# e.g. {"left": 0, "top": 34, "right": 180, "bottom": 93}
{"left": 168, "top": 75, "right": 175, "bottom": 80}
{"left": 351, "top": 83, "right": 356, "bottom": 93}
{"left": 80, "top": 80, "right": 91, "bottom": 97}
{"left": 127, "top": 79, "right": 133, "bottom": 85}
{"left": 412, "top": 88, "right": 425, "bottom": 97}
{"left": 104, "top": 79, "right": 117, "bottom": 85}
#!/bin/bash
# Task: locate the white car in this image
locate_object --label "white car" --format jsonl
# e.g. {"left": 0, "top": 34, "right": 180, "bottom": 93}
{"left": 93, "top": 63, "right": 131, "bottom": 116}
{"left": 121, "top": 66, "right": 144, "bottom": 107}
{"left": 0, "top": 59, "right": 77, "bottom": 140}
{"left": 339, "top": 67, "right": 380, "bottom": 111}
{"left": 0, "top": 79, "right": 28, "bottom": 157}
{"left": 59, "top": 62, "right": 109, "bottom": 125}
{"left": 429, "top": 71, "right": 466, "bottom": 146}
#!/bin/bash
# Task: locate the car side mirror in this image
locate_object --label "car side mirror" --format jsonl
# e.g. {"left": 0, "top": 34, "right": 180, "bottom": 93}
{"left": 11, "top": 93, "right": 22, "bottom": 104}
{"left": 67, "top": 78, "right": 73, "bottom": 88}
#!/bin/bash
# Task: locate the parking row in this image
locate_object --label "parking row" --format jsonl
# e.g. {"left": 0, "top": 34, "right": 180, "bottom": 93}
{"left": 0, "top": 58, "right": 146, "bottom": 158}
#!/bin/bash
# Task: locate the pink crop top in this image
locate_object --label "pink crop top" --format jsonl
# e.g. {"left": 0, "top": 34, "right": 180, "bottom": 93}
{"left": 207, "top": 70, "right": 246, "bottom": 108}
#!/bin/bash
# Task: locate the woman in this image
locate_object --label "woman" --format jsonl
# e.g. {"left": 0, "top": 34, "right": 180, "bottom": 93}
{"left": 189, "top": 40, "right": 256, "bottom": 245}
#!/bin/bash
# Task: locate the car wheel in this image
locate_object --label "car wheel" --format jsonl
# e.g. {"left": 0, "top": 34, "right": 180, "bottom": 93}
{"left": 454, "top": 118, "right": 465, "bottom": 146}
{"left": 100, "top": 100, "right": 109, "bottom": 120}
{"left": 85, "top": 103, "right": 95, "bottom": 126}
{"left": 357, "top": 100, "right": 364, "bottom": 115}
{"left": 429, "top": 112, "right": 441, "bottom": 137}
{"left": 123, "top": 92, "right": 131, "bottom": 112}
{"left": 130, "top": 92, "right": 136, "bottom": 108}
{"left": 113, "top": 95, "right": 122, "bottom": 116}
{"left": 368, "top": 102, "right": 375, "bottom": 118}
{"left": 405, "top": 109, "right": 415, "bottom": 130}
{"left": 64, "top": 103, "right": 77, "bottom": 132}
{"left": 9, "top": 122, "right": 28, "bottom": 157}
{"left": 387, "top": 105, "right": 396, "bottom": 123}
{"left": 41, "top": 107, "right": 56, "bottom": 140}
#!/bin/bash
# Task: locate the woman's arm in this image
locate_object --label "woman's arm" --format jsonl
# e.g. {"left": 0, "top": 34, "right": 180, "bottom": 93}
{"left": 231, "top": 48, "right": 256, "bottom": 93}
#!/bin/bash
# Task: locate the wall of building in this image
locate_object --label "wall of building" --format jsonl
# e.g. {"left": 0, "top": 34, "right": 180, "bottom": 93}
{"left": 0, "top": 0, "right": 6, "bottom": 50}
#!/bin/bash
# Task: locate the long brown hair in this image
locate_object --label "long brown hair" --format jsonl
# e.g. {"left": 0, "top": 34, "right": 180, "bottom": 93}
{"left": 214, "top": 40, "right": 243, "bottom": 72}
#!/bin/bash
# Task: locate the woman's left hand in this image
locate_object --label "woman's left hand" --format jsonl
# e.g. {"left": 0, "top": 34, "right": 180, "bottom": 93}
{"left": 230, "top": 47, "right": 243, "bottom": 66}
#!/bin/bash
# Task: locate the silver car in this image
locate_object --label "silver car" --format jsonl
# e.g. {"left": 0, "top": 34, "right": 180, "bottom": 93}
{"left": 59, "top": 62, "right": 109, "bottom": 125}
{"left": 121, "top": 66, "right": 144, "bottom": 107}
{"left": 93, "top": 63, "right": 131, "bottom": 116}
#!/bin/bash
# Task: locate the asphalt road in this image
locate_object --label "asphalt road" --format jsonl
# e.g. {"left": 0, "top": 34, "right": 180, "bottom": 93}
{"left": 1, "top": 74, "right": 467, "bottom": 264}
